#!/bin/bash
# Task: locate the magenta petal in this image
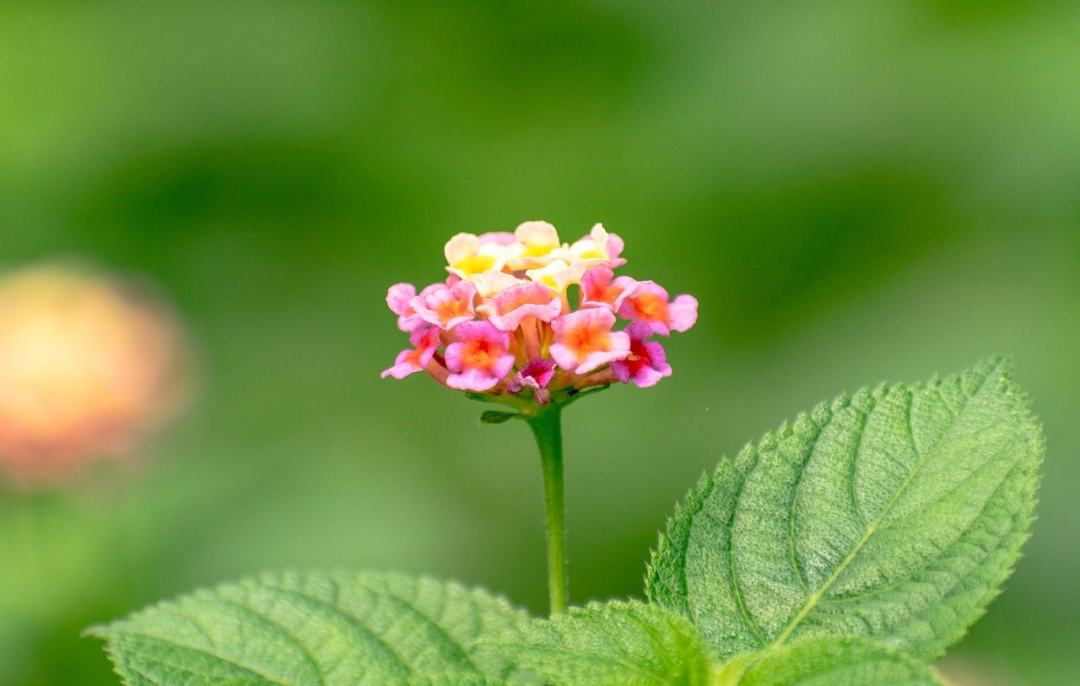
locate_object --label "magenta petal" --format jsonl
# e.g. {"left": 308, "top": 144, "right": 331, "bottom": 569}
{"left": 610, "top": 358, "right": 632, "bottom": 384}
{"left": 630, "top": 365, "right": 667, "bottom": 388}
{"left": 642, "top": 339, "right": 670, "bottom": 371}
{"left": 611, "top": 323, "right": 672, "bottom": 387}
{"left": 510, "top": 358, "right": 557, "bottom": 392}
{"left": 625, "top": 321, "right": 654, "bottom": 342}
{"left": 527, "top": 358, "right": 557, "bottom": 387}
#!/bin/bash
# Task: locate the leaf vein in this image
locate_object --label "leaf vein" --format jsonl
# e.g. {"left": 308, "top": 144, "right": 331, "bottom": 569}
{"left": 260, "top": 582, "right": 416, "bottom": 678}
{"left": 725, "top": 450, "right": 768, "bottom": 645}
{"left": 769, "top": 366, "right": 1001, "bottom": 648}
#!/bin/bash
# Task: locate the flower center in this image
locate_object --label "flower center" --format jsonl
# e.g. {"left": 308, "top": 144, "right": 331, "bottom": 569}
{"left": 567, "top": 324, "right": 610, "bottom": 356}
{"left": 577, "top": 245, "right": 605, "bottom": 260}
{"left": 436, "top": 299, "right": 469, "bottom": 322}
{"left": 462, "top": 340, "right": 496, "bottom": 370}
{"left": 597, "top": 284, "right": 622, "bottom": 305}
{"left": 624, "top": 339, "right": 648, "bottom": 367}
{"left": 635, "top": 292, "right": 669, "bottom": 321}
{"left": 453, "top": 255, "right": 497, "bottom": 275}
{"left": 523, "top": 242, "right": 558, "bottom": 258}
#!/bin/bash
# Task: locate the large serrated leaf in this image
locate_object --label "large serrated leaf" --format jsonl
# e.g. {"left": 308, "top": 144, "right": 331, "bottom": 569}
{"left": 89, "top": 571, "right": 528, "bottom": 686}
{"left": 714, "top": 636, "right": 944, "bottom": 685}
{"left": 408, "top": 676, "right": 509, "bottom": 686}
{"left": 646, "top": 357, "right": 1042, "bottom": 660}
{"left": 481, "top": 600, "right": 711, "bottom": 686}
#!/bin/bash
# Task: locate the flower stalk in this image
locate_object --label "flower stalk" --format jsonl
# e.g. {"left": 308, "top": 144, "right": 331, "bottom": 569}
{"left": 526, "top": 404, "right": 567, "bottom": 615}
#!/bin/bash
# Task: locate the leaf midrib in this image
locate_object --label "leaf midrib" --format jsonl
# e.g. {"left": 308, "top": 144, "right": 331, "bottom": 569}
{"left": 768, "top": 365, "right": 1000, "bottom": 648}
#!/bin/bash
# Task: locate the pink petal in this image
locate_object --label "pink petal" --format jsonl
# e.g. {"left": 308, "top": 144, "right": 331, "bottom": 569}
{"left": 619, "top": 281, "right": 673, "bottom": 336}
{"left": 478, "top": 231, "right": 516, "bottom": 246}
{"left": 575, "top": 330, "right": 629, "bottom": 373}
{"left": 380, "top": 343, "right": 436, "bottom": 380}
{"left": 487, "top": 282, "right": 562, "bottom": 331}
{"left": 444, "top": 341, "right": 466, "bottom": 372}
{"left": 387, "top": 283, "right": 424, "bottom": 331}
{"left": 447, "top": 368, "right": 501, "bottom": 391}
{"left": 552, "top": 307, "right": 616, "bottom": 334}
{"left": 580, "top": 266, "right": 634, "bottom": 311}
{"left": 445, "top": 321, "right": 513, "bottom": 389}
{"left": 413, "top": 281, "right": 477, "bottom": 330}
{"left": 454, "top": 320, "right": 509, "bottom": 346}
{"left": 574, "top": 349, "right": 618, "bottom": 375}
{"left": 550, "top": 308, "right": 627, "bottom": 373}
{"left": 547, "top": 344, "right": 574, "bottom": 372}
{"left": 387, "top": 283, "right": 416, "bottom": 314}
{"left": 492, "top": 351, "right": 516, "bottom": 380}
{"left": 606, "top": 232, "right": 627, "bottom": 267}
{"left": 668, "top": 295, "right": 698, "bottom": 333}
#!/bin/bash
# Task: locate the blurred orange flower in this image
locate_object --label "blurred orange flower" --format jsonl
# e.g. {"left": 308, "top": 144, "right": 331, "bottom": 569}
{"left": 0, "top": 263, "right": 189, "bottom": 487}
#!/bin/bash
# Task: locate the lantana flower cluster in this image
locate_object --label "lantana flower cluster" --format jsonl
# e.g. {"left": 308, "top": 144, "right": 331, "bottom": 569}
{"left": 382, "top": 222, "right": 697, "bottom": 405}
{"left": 0, "top": 264, "right": 188, "bottom": 486}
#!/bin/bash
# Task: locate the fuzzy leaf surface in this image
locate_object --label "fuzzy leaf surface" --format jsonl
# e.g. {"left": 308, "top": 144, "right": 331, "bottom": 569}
{"left": 482, "top": 600, "right": 711, "bottom": 686}
{"left": 647, "top": 357, "right": 1042, "bottom": 660}
{"left": 714, "top": 636, "right": 943, "bottom": 685}
{"left": 90, "top": 570, "right": 528, "bottom": 686}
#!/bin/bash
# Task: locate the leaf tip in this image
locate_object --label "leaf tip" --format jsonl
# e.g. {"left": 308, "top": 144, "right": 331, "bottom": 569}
{"left": 81, "top": 623, "right": 110, "bottom": 640}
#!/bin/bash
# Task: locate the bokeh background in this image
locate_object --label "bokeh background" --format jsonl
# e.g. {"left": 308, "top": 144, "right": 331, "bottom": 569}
{"left": 1, "top": 1, "right": 1078, "bottom": 684}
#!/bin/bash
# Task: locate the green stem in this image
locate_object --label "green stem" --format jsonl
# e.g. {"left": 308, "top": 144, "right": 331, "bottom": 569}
{"left": 527, "top": 406, "right": 567, "bottom": 616}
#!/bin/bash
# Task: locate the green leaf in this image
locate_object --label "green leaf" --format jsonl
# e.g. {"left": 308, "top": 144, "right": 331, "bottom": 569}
{"left": 714, "top": 636, "right": 944, "bottom": 685}
{"left": 88, "top": 570, "right": 529, "bottom": 686}
{"left": 408, "top": 676, "right": 509, "bottom": 686}
{"left": 480, "top": 410, "right": 519, "bottom": 425}
{"left": 646, "top": 357, "right": 1042, "bottom": 661}
{"left": 481, "top": 600, "right": 712, "bottom": 686}
{"left": 556, "top": 383, "right": 611, "bottom": 407}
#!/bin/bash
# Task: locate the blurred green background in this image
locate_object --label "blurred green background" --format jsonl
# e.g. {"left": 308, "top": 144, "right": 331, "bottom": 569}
{"left": 1, "top": 1, "right": 1078, "bottom": 684}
